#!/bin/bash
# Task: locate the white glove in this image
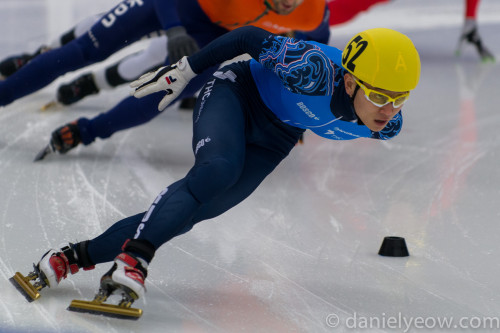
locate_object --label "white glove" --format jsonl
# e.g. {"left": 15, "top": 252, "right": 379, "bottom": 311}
{"left": 130, "top": 56, "right": 196, "bottom": 111}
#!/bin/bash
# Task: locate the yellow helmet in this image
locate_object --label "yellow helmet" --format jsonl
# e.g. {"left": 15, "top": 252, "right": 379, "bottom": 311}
{"left": 341, "top": 28, "right": 421, "bottom": 92}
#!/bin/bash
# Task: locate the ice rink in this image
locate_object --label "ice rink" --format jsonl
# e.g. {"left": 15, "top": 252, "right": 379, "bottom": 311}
{"left": 1, "top": 0, "right": 500, "bottom": 332}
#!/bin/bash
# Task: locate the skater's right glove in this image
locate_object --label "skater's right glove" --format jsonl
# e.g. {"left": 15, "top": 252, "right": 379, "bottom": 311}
{"left": 130, "top": 56, "right": 196, "bottom": 111}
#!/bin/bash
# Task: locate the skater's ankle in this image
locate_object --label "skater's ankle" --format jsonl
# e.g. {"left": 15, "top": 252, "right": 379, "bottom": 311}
{"left": 72, "top": 240, "right": 95, "bottom": 271}
{"left": 463, "top": 19, "right": 477, "bottom": 35}
{"left": 57, "top": 240, "right": 95, "bottom": 275}
{"left": 121, "top": 239, "right": 156, "bottom": 267}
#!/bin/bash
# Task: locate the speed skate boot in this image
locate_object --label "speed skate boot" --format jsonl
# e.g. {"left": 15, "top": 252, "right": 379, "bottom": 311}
{"left": 0, "top": 54, "right": 32, "bottom": 79}
{"left": 0, "top": 46, "right": 49, "bottom": 79}
{"left": 10, "top": 242, "right": 95, "bottom": 302}
{"left": 456, "top": 21, "right": 495, "bottom": 62}
{"left": 68, "top": 239, "right": 155, "bottom": 319}
{"left": 100, "top": 252, "right": 148, "bottom": 302}
{"left": 56, "top": 73, "right": 100, "bottom": 106}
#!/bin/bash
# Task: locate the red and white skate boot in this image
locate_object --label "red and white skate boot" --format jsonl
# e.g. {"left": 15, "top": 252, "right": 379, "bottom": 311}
{"left": 100, "top": 253, "right": 148, "bottom": 300}
{"left": 66, "top": 240, "right": 153, "bottom": 317}
{"left": 11, "top": 242, "right": 95, "bottom": 302}
{"left": 37, "top": 249, "right": 75, "bottom": 287}
{"left": 37, "top": 244, "right": 94, "bottom": 288}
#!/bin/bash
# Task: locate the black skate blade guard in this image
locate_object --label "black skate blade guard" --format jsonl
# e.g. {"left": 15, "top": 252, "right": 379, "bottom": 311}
{"left": 9, "top": 272, "right": 40, "bottom": 302}
{"left": 68, "top": 299, "right": 142, "bottom": 320}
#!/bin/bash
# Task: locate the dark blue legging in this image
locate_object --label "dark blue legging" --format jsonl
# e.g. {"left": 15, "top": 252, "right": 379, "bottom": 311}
{"left": 0, "top": 0, "right": 165, "bottom": 106}
{"left": 77, "top": 0, "right": 231, "bottom": 145}
{"left": 87, "top": 62, "right": 305, "bottom": 264}
{"left": 77, "top": 70, "right": 217, "bottom": 144}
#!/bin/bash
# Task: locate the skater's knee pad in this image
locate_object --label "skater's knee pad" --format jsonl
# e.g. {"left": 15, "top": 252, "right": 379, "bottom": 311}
{"left": 188, "top": 157, "right": 242, "bottom": 203}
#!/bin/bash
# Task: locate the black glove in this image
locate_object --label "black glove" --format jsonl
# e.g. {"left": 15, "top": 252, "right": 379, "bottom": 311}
{"left": 50, "top": 121, "right": 81, "bottom": 154}
{"left": 166, "top": 26, "right": 199, "bottom": 64}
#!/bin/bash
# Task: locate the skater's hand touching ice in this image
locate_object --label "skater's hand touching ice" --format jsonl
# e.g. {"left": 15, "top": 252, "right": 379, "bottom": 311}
{"left": 130, "top": 56, "right": 196, "bottom": 111}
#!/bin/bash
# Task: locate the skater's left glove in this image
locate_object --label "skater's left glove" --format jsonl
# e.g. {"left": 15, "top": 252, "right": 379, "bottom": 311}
{"left": 166, "top": 26, "right": 199, "bottom": 64}
{"left": 130, "top": 56, "right": 196, "bottom": 111}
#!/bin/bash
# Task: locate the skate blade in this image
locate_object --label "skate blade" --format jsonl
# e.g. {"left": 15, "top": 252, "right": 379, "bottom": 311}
{"left": 68, "top": 299, "right": 142, "bottom": 320}
{"left": 480, "top": 54, "right": 496, "bottom": 63}
{"left": 9, "top": 272, "right": 41, "bottom": 302}
{"left": 34, "top": 144, "right": 52, "bottom": 162}
{"left": 40, "top": 100, "right": 61, "bottom": 111}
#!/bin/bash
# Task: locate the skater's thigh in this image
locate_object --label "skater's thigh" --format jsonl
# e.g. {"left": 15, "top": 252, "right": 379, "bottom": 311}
{"left": 185, "top": 79, "right": 248, "bottom": 203}
{"left": 79, "top": 0, "right": 162, "bottom": 62}
{"left": 191, "top": 143, "right": 288, "bottom": 223}
{"left": 191, "top": 79, "right": 247, "bottom": 165}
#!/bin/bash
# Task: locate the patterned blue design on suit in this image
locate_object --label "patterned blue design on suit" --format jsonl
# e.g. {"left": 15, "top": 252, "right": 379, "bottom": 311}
{"left": 258, "top": 36, "right": 334, "bottom": 96}
{"left": 334, "top": 66, "right": 346, "bottom": 88}
{"left": 371, "top": 112, "right": 403, "bottom": 140}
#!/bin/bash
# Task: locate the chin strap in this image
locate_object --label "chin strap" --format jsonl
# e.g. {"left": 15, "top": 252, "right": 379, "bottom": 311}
{"left": 350, "top": 84, "right": 365, "bottom": 125}
{"left": 350, "top": 84, "right": 360, "bottom": 105}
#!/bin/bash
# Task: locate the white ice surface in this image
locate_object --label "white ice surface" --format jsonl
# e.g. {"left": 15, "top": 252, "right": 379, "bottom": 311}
{"left": 1, "top": 0, "right": 500, "bottom": 332}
